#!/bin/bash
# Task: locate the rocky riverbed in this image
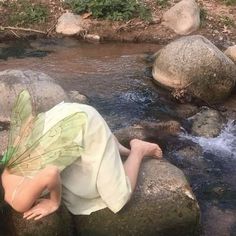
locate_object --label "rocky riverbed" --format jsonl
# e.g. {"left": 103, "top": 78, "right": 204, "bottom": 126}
{"left": 0, "top": 36, "right": 236, "bottom": 235}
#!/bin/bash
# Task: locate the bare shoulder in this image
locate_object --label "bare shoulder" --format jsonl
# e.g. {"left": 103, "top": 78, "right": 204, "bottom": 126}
{"left": 1, "top": 169, "right": 25, "bottom": 203}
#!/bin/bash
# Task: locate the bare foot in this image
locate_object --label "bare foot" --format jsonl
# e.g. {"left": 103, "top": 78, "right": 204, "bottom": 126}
{"left": 130, "top": 139, "right": 163, "bottom": 159}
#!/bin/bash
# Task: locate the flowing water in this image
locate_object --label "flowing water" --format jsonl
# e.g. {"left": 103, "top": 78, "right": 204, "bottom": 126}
{"left": 181, "top": 120, "right": 236, "bottom": 159}
{"left": 0, "top": 38, "right": 177, "bottom": 130}
{"left": 178, "top": 121, "right": 236, "bottom": 236}
{"left": 0, "top": 38, "right": 236, "bottom": 236}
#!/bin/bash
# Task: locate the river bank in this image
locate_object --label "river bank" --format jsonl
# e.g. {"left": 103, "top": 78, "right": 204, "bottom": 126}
{"left": 0, "top": 0, "right": 236, "bottom": 48}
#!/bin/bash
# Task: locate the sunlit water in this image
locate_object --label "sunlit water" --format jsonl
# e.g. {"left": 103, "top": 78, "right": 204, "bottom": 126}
{"left": 0, "top": 39, "right": 175, "bottom": 130}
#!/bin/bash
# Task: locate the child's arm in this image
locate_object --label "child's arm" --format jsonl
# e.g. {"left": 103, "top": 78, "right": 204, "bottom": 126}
{"left": 23, "top": 166, "right": 62, "bottom": 220}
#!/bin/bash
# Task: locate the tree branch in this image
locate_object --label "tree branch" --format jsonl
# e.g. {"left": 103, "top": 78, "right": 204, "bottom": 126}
{"left": 0, "top": 26, "right": 47, "bottom": 34}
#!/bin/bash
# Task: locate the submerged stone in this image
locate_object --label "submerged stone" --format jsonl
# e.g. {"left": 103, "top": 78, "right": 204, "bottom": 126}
{"left": 114, "top": 120, "right": 181, "bottom": 149}
{"left": 190, "top": 107, "right": 225, "bottom": 138}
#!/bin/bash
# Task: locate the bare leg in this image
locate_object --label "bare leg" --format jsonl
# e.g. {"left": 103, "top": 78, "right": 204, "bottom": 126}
{"left": 113, "top": 135, "right": 131, "bottom": 157}
{"left": 123, "top": 139, "right": 162, "bottom": 191}
{"left": 6, "top": 166, "right": 61, "bottom": 220}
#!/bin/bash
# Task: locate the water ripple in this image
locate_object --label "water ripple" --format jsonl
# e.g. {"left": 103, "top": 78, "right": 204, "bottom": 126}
{"left": 180, "top": 120, "right": 236, "bottom": 159}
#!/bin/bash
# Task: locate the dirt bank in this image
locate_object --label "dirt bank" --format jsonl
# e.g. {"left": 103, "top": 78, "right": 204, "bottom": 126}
{"left": 0, "top": 0, "right": 236, "bottom": 48}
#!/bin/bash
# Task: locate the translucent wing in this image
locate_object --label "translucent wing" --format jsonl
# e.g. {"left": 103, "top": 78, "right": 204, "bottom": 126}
{"left": 1, "top": 90, "right": 35, "bottom": 166}
{"left": 2, "top": 89, "right": 87, "bottom": 177}
{"left": 7, "top": 111, "right": 87, "bottom": 177}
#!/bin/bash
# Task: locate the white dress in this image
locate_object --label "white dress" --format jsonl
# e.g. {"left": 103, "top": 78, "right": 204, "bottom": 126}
{"left": 43, "top": 102, "right": 132, "bottom": 215}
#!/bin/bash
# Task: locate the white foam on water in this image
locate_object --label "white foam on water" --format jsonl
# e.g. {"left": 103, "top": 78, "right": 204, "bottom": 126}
{"left": 180, "top": 120, "right": 236, "bottom": 159}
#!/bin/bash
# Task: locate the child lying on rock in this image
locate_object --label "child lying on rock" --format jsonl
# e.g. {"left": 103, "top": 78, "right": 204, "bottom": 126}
{"left": 1, "top": 90, "right": 162, "bottom": 220}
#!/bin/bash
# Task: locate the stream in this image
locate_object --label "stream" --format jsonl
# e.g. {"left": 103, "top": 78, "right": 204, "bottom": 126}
{"left": 0, "top": 38, "right": 236, "bottom": 236}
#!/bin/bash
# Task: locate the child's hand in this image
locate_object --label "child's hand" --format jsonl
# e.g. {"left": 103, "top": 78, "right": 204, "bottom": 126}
{"left": 23, "top": 198, "right": 59, "bottom": 220}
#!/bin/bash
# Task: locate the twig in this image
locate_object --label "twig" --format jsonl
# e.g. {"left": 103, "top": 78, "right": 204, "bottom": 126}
{"left": 46, "top": 22, "right": 57, "bottom": 36}
{"left": 46, "top": 15, "right": 61, "bottom": 36}
{"left": 116, "top": 20, "right": 132, "bottom": 32}
{"left": 10, "top": 30, "right": 21, "bottom": 39}
{"left": 0, "top": 26, "right": 46, "bottom": 34}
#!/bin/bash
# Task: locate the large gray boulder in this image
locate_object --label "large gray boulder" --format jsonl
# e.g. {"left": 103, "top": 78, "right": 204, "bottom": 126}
{"left": 163, "top": 0, "right": 200, "bottom": 35}
{"left": 0, "top": 69, "right": 68, "bottom": 122}
{"left": 152, "top": 35, "right": 236, "bottom": 103}
{"left": 74, "top": 159, "right": 200, "bottom": 236}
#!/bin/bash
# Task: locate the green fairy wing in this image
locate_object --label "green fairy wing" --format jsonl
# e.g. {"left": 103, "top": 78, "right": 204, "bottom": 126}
{"left": 1, "top": 90, "right": 35, "bottom": 166}
{"left": 2, "top": 89, "right": 87, "bottom": 177}
{"left": 8, "top": 111, "right": 87, "bottom": 177}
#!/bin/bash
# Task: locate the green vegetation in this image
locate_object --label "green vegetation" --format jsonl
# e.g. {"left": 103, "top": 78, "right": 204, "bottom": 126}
{"left": 156, "top": 0, "right": 169, "bottom": 8}
{"left": 199, "top": 7, "right": 207, "bottom": 27}
{"left": 65, "top": 0, "right": 151, "bottom": 21}
{"left": 220, "top": 15, "right": 235, "bottom": 26}
{"left": 2, "top": 0, "right": 48, "bottom": 26}
{"left": 221, "top": 0, "right": 236, "bottom": 5}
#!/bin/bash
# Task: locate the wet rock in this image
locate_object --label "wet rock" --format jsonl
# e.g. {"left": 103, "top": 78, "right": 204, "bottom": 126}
{"left": 114, "top": 120, "right": 181, "bottom": 149}
{"left": 10, "top": 205, "right": 74, "bottom": 236}
{"left": 172, "top": 142, "right": 208, "bottom": 172}
{"left": 222, "top": 94, "right": 236, "bottom": 119}
{"left": 0, "top": 69, "right": 68, "bottom": 121}
{"left": 56, "top": 12, "right": 85, "bottom": 36}
{"left": 152, "top": 35, "right": 236, "bottom": 103}
{"left": 68, "top": 90, "right": 89, "bottom": 104}
{"left": 190, "top": 107, "right": 225, "bottom": 138}
{"left": 163, "top": 0, "right": 200, "bottom": 35}
{"left": 177, "top": 144, "right": 203, "bottom": 159}
{"left": 174, "top": 103, "right": 199, "bottom": 118}
{"left": 84, "top": 34, "right": 100, "bottom": 42}
{"left": 74, "top": 159, "right": 200, "bottom": 236}
{"left": 224, "top": 45, "right": 236, "bottom": 64}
